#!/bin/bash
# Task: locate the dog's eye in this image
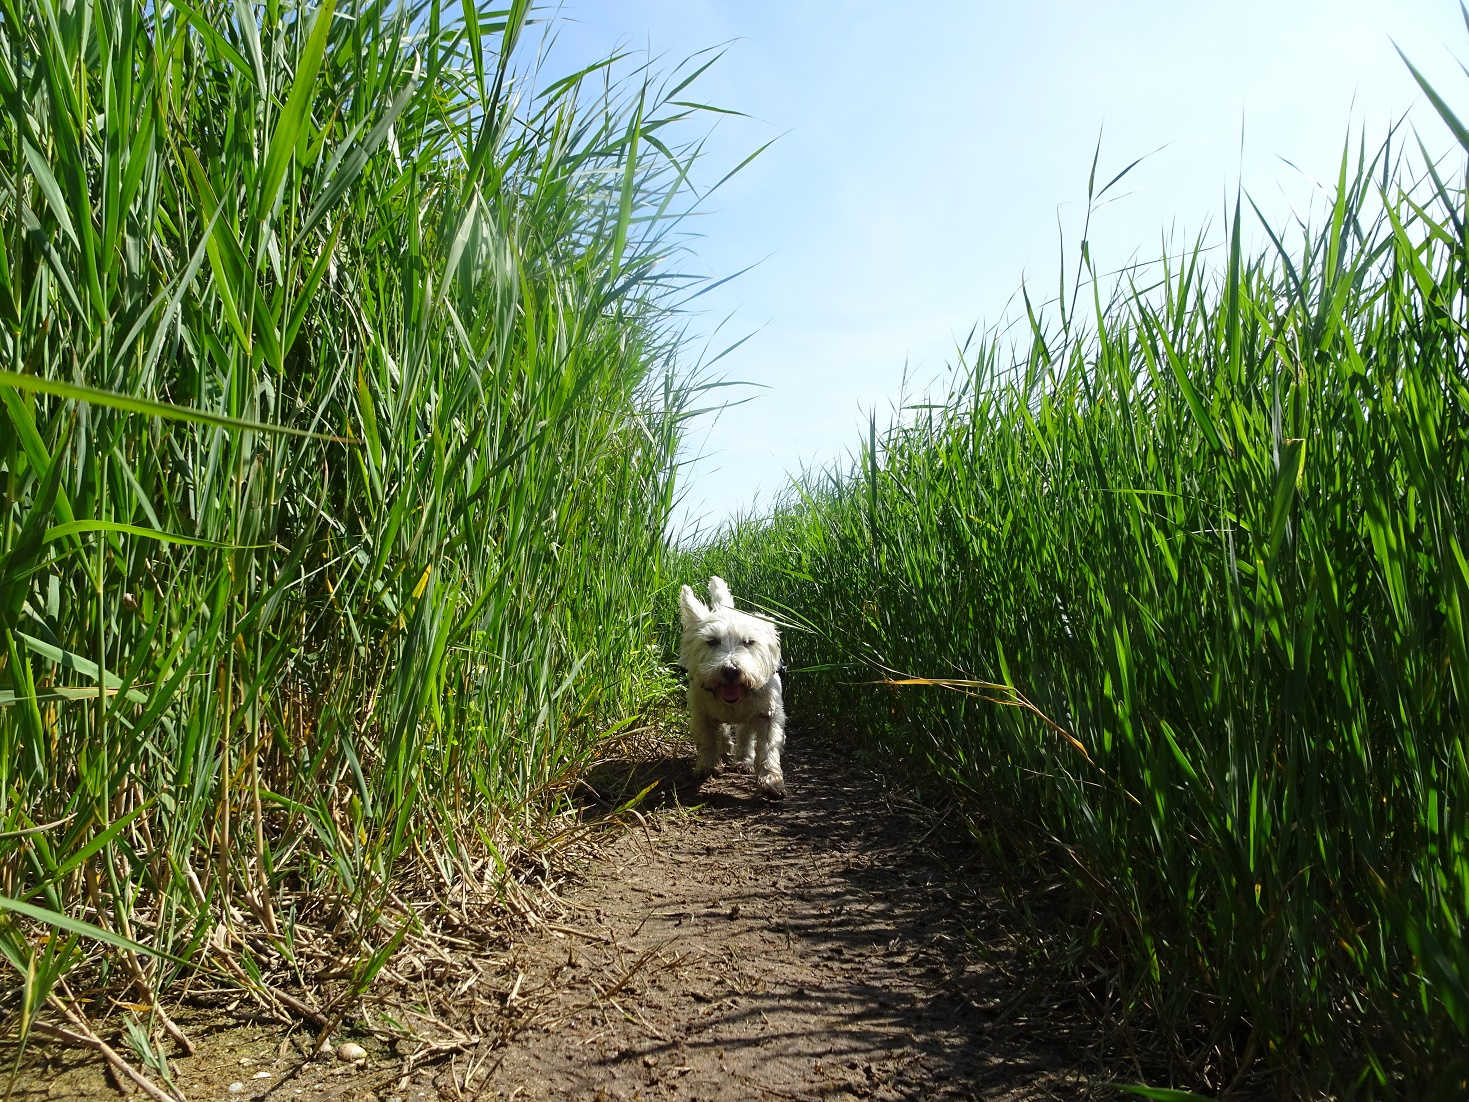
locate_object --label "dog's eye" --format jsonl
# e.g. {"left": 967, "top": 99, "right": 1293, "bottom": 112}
{"left": 741, "top": 638, "right": 754, "bottom": 646}
{"left": 705, "top": 637, "right": 719, "bottom": 647}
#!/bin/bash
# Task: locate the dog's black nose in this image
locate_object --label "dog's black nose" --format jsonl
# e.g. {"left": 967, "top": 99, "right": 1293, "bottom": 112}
{"left": 720, "top": 664, "right": 740, "bottom": 682}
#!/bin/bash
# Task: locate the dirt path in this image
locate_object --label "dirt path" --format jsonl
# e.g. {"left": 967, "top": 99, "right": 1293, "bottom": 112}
{"left": 7, "top": 737, "right": 1118, "bottom": 1101}
{"left": 463, "top": 739, "right": 1106, "bottom": 1100}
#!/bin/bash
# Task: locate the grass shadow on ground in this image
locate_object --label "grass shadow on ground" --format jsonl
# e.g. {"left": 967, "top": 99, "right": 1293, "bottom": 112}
{"left": 507, "top": 716, "right": 1135, "bottom": 1099}
{"left": 571, "top": 736, "right": 781, "bottom": 818}
{"left": 671, "top": 737, "right": 1115, "bottom": 1095}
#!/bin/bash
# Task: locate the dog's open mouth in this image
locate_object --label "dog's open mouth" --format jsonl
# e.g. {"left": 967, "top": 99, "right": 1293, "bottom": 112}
{"left": 716, "top": 683, "right": 744, "bottom": 704}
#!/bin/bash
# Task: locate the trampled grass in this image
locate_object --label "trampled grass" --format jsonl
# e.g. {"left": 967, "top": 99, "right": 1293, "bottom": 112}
{"left": 0, "top": 0, "right": 725, "bottom": 1064}
{"left": 684, "top": 64, "right": 1469, "bottom": 1100}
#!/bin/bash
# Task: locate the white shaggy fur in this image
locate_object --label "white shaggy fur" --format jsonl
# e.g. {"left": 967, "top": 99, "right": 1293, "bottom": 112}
{"left": 678, "top": 576, "right": 787, "bottom": 798}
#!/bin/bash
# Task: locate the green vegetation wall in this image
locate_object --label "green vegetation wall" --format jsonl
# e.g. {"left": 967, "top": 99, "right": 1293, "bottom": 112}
{"left": 1, "top": 0, "right": 711, "bottom": 1029}
{"left": 688, "top": 127, "right": 1469, "bottom": 1093}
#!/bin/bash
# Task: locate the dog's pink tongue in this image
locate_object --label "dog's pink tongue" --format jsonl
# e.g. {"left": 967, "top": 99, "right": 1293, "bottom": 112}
{"left": 719, "top": 683, "right": 743, "bottom": 703}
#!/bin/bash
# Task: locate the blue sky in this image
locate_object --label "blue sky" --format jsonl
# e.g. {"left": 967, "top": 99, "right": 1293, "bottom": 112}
{"left": 541, "top": 1, "right": 1465, "bottom": 535}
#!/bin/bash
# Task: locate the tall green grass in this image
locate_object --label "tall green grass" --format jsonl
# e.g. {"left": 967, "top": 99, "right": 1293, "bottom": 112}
{"left": 1, "top": 0, "right": 718, "bottom": 1050}
{"left": 687, "top": 73, "right": 1469, "bottom": 1097}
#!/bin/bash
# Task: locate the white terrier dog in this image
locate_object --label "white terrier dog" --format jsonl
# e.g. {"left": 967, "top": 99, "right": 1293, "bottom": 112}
{"left": 678, "top": 576, "right": 787, "bottom": 798}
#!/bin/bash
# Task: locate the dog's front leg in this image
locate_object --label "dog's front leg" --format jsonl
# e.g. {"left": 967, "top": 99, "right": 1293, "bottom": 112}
{"left": 690, "top": 702, "right": 724, "bottom": 778}
{"left": 751, "top": 713, "right": 786, "bottom": 798}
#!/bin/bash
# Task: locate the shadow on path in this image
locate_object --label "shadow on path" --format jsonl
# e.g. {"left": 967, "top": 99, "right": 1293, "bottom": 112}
{"left": 476, "top": 728, "right": 1115, "bottom": 1100}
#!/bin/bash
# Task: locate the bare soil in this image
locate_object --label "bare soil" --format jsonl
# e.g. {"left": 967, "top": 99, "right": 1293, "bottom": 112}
{"left": 471, "top": 741, "right": 1112, "bottom": 1102}
{"left": 5, "top": 735, "right": 1124, "bottom": 1101}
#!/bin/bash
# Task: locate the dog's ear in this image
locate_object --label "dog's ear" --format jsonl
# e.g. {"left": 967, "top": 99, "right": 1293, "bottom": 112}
{"left": 707, "top": 576, "right": 733, "bottom": 610}
{"left": 679, "top": 584, "right": 708, "bottom": 626}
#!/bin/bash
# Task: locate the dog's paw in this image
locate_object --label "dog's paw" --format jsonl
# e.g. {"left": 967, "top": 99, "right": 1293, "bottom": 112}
{"left": 756, "top": 769, "right": 786, "bottom": 799}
